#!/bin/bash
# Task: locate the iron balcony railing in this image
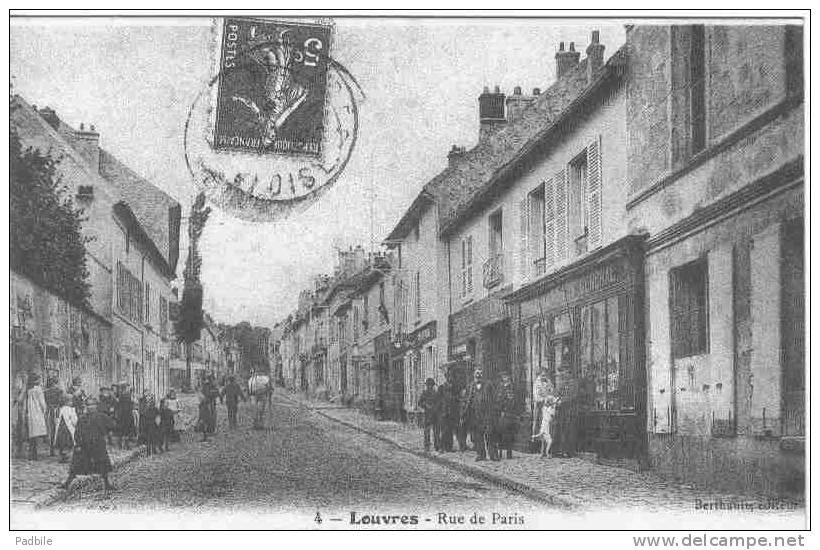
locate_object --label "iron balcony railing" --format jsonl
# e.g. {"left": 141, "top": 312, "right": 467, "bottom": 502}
{"left": 483, "top": 253, "right": 504, "bottom": 289}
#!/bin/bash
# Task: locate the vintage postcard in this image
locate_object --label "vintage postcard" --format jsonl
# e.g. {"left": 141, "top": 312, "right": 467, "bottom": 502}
{"left": 8, "top": 10, "right": 808, "bottom": 538}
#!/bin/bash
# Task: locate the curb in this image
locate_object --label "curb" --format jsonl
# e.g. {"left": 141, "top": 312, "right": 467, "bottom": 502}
{"left": 33, "top": 445, "right": 146, "bottom": 509}
{"left": 286, "top": 395, "right": 574, "bottom": 510}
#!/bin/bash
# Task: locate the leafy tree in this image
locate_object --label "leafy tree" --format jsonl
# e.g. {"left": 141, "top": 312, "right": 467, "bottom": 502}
{"left": 10, "top": 98, "right": 91, "bottom": 307}
{"left": 174, "top": 192, "right": 211, "bottom": 390}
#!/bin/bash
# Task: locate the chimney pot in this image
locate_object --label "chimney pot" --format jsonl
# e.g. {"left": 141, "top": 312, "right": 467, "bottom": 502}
{"left": 555, "top": 40, "right": 581, "bottom": 78}
{"left": 493, "top": 85, "right": 501, "bottom": 94}
{"left": 586, "top": 29, "right": 606, "bottom": 79}
{"left": 483, "top": 85, "right": 490, "bottom": 93}
{"left": 80, "top": 123, "right": 85, "bottom": 131}
{"left": 513, "top": 86, "right": 522, "bottom": 95}
{"left": 559, "top": 41, "right": 565, "bottom": 51}
{"left": 533, "top": 87, "right": 541, "bottom": 95}
{"left": 569, "top": 42, "right": 576, "bottom": 52}
{"left": 90, "top": 124, "right": 96, "bottom": 132}
{"left": 592, "top": 30, "right": 600, "bottom": 44}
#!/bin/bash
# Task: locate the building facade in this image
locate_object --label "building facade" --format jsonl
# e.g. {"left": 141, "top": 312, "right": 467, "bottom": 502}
{"left": 625, "top": 24, "right": 804, "bottom": 494}
{"left": 11, "top": 98, "right": 180, "bottom": 401}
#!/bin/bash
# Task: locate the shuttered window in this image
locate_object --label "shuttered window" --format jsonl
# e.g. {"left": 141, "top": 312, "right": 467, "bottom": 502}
{"left": 553, "top": 168, "right": 569, "bottom": 263}
{"left": 544, "top": 177, "right": 556, "bottom": 269}
{"left": 518, "top": 196, "right": 530, "bottom": 281}
{"left": 587, "top": 136, "right": 603, "bottom": 250}
{"left": 460, "top": 235, "right": 473, "bottom": 298}
{"left": 670, "top": 259, "right": 709, "bottom": 358}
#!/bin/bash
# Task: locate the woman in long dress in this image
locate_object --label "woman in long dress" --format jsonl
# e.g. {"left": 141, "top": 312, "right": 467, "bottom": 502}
{"left": 62, "top": 398, "right": 116, "bottom": 493}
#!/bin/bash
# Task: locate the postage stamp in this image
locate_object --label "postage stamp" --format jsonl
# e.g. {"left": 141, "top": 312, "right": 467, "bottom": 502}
{"left": 213, "top": 18, "right": 333, "bottom": 157}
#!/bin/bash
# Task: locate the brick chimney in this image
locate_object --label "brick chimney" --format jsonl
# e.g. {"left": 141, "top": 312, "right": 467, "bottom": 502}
{"left": 72, "top": 122, "right": 101, "bottom": 172}
{"left": 505, "top": 85, "right": 539, "bottom": 123}
{"left": 586, "top": 30, "right": 606, "bottom": 81}
{"left": 555, "top": 41, "right": 581, "bottom": 78}
{"left": 478, "top": 85, "right": 506, "bottom": 142}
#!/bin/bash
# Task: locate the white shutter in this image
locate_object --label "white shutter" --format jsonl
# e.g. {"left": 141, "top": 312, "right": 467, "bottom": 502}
{"left": 518, "top": 196, "right": 530, "bottom": 282}
{"left": 554, "top": 168, "right": 569, "bottom": 263}
{"left": 587, "top": 135, "right": 603, "bottom": 250}
{"left": 466, "top": 236, "right": 473, "bottom": 294}
{"left": 544, "top": 178, "right": 555, "bottom": 269}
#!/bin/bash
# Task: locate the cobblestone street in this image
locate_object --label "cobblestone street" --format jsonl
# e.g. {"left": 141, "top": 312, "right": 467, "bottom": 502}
{"left": 11, "top": 391, "right": 805, "bottom": 530}
{"left": 31, "top": 394, "right": 536, "bottom": 519}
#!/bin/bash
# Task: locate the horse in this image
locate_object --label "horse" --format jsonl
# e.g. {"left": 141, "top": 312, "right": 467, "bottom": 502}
{"left": 247, "top": 373, "right": 273, "bottom": 430}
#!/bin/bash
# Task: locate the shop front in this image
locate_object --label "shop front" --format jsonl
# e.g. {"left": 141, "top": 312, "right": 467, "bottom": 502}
{"left": 505, "top": 235, "right": 647, "bottom": 460}
{"left": 391, "top": 320, "right": 437, "bottom": 426}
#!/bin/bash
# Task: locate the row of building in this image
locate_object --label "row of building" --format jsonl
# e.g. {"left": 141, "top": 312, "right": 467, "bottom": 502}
{"left": 274, "top": 25, "right": 804, "bottom": 496}
{"left": 10, "top": 97, "right": 247, "bottom": 402}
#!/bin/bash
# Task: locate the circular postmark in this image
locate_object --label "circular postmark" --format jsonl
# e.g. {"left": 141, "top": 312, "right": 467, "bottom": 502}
{"left": 184, "top": 18, "right": 362, "bottom": 223}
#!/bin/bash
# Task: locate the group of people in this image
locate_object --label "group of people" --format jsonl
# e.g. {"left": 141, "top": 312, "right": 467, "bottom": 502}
{"left": 418, "top": 367, "right": 578, "bottom": 462}
{"left": 194, "top": 371, "right": 272, "bottom": 440}
{"left": 13, "top": 371, "right": 184, "bottom": 493}
{"left": 417, "top": 368, "right": 519, "bottom": 462}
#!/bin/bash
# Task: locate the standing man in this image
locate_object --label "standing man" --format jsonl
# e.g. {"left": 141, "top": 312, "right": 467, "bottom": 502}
{"left": 418, "top": 378, "right": 440, "bottom": 452}
{"left": 43, "top": 376, "right": 64, "bottom": 457}
{"left": 466, "top": 368, "right": 498, "bottom": 462}
{"left": 495, "top": 372, "right": 518, "bottom": 459}
{"left": 20, "top": 373, "right": 48, "bottom": 460}
{"left": 436, "top": 372, "right": 456, "bottom": 452}
{"left": 221, "top": 375, "right": 246, "bottom": 429}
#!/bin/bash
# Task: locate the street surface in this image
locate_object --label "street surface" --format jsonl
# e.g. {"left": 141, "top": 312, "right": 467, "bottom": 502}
{"left": 47, "top": 393, "right": 537, "bottom": 517}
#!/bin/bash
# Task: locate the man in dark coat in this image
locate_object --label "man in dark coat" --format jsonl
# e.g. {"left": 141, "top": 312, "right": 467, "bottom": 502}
{"left": 115, "top": 385, "right": 135, "bottom": 450}
{"left": 436, "top": 373, "right": 456, "bottom": 452}
{"left": 494, "top": 372, "right": 519, "bottom": 459}
{"left": 62, "top": 398, "right": 116, "bottom": 493}
{"left": 466, "top": 368, "right": 498, "bottom": 461}
{"left": 418, "top": 378, "right": 440, "bottom": 452}
{"left": 221, "top": 375, "right": 246, "bottom": 429}
{"left": 551, "top": 374, "right": 580, "bottom": 458}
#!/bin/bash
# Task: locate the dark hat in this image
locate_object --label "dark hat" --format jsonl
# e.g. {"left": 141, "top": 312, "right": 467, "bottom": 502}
{"left": 425, "top": 377, "right": 435, "bottom": 387}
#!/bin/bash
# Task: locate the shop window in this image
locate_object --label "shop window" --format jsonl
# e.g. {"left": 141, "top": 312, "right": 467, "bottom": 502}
{"left": 578, "top": 297, "right": 622, "bottom": 411}
{"left": 670, "top": 259, "right": 709, "bottom": 358}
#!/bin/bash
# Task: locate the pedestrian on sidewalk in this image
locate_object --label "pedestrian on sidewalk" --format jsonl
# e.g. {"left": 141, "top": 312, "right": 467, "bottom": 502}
{"left": 467, "top": 368, "right": 498, "bottom": 462}
{"left": 418, "top": 378, "right": 440, "bottom": 452}
{"left": 494, "top": 372, "right": 518, "bottom": 460}
{"left": 158, "top": 398, "right": 175, "bottom": 451}
{"left": 551, "top": 373, "right": 580, "bottom": 458}
{"left": 204, "top": 374, "right": 220, "bottom": 434}
{"left": 456, "top": 386, "right": 471, "bottom": 452}
{"left": 54, "top": 394, "right": 78, "bottom": 463}
{"left": 62, "top": 397, "right": 116, "bottom": 494}
{"left": 43, "top": 376, "right": 64, "bottom": 458}
{"left": 436, "top": 373, "right": 456, "bottom": 452}
{"left": 115, "top": 384, "right": 136, "bottom": 450}
{"left": 221, "top": 375, "right": 246, "bottom": 429}
{"left": 18, "top": 373, "right": 49, "bottom": 461}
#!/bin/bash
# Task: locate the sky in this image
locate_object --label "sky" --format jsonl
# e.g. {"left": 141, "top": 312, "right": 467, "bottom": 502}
{"left": 10, "top": 16, "right": 625, "bottom": 328}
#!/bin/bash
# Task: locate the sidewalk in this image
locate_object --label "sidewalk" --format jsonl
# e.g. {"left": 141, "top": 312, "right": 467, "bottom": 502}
{"left": 284, "top": 392, "right": 803, "bottom": 513}
{"left": 11, "top": 393, "right": 200, "bottom": 510}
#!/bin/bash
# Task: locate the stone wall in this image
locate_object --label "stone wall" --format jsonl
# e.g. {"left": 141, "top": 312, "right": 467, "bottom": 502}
{"left": 10, "top": 270, "right": 113, "bottom": 397}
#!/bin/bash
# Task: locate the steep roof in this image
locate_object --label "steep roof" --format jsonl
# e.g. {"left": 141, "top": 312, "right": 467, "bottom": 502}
{"left": 434, "top": 47, "right": 627, "bottom": 237}
{"left": 99, "top": 149, "right": 181, "bottom": 272}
